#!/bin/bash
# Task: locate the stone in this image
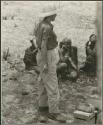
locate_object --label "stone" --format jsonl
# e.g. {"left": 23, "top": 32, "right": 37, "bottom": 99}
{"left": 9, "top": 69, "right": 18, "bottom": 80}
{"left": 15, "top": 61, "right": 25, "bottom": 72}
{"left": 73, "top": 110, "right": 95, "bottom": 120}
{"left": 19, "top": 115, "right": 36, "bottom": 124}
{"left": 66, "top": 114, "right": 74, "bottom": 123}
{"left": 77, "top": 103, "right": 95, "bottom": 113}
{"left": 3, "top": 95, "right": 15, "bottom": 104}
{"left": 90, "top": 87, "right": 99, "bottom": 95}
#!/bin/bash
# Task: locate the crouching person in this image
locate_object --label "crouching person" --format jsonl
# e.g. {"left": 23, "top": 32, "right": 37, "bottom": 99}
{"left": 23, "top": 39, "right": 40, "bottom": 74}
{"left": 57, "top": 38, "right": 78, "bottom": 81}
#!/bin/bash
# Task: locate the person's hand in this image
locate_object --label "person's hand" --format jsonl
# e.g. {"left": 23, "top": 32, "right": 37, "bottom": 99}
{"left": 32, "top": 49, "right": 38, "bottom": 54}
{"left": 43, "top": 64, "right": 48, "bottom": 73}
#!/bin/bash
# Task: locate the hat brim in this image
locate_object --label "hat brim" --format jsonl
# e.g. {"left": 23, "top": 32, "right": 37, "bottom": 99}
{"left": 39, "top": 10, "right": 57, "bottom": 18}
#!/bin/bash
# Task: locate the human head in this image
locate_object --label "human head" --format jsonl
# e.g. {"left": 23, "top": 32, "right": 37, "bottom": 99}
{"left": 60, "top": 38, "right": 72, "bottom": 56}
{"left": 62, "top": 37, "right": 72, "bottom": 46}
{"left": 89, "top": 34, "right": 97, "bottom": 43}
{"left": 39, "top": 5, "right": 57, "bottom": 22}
{"left": 61, "top": 38, "right": 72, "bottom": 50}
{"left": 44, "top": 14, "right": 57, "bottom": 22}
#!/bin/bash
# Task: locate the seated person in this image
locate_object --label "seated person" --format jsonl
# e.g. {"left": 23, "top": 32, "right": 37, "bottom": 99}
{"left": 80, "top": 34, "right": 97, "bottom": 73}
{"left": 23, "top": 39, "right": 39, "bottom": 74}
{"left": 57, "top": 38, "right": 78, "bottom": 81}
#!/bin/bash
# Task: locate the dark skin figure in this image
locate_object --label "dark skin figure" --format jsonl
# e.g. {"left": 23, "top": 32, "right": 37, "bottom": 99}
{"left": 57, "top": 39, "right": 78, "bottom": 81}
{"left": 80, "top": 34, "right": 97, "bottom": 73}
{"left": 23, "top": 39, "right": 38, "bottom": 72}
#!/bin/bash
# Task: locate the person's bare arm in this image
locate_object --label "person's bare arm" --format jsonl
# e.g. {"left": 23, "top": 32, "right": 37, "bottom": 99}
{"left": 41, "top": 39, "right": 48, "bottom": 65}
{"left": 41, "top": 26, "right": 50, "bottom": 72}
{"left": 68, "top": 56, "right": 77, "bottom": 70}
{"left": 64, "top": 53, "right": 77, "bottom": 70}
{"left": 59, "top": 49, "right": 64, "bottom": 62}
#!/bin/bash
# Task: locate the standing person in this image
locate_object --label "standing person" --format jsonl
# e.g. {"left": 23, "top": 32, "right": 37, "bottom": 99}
{"left": 34, "top": 6, "right": 66, "bottom": 123}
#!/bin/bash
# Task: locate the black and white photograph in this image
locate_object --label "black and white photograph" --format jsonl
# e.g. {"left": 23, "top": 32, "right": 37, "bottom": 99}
{"left": 1, "top": 1, "right": 102, "bottom": 124}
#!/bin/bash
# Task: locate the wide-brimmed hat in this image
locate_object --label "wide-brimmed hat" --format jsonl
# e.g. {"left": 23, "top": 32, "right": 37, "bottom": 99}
{"left": 38, "top": 5, "right": 58, "bottom": 19}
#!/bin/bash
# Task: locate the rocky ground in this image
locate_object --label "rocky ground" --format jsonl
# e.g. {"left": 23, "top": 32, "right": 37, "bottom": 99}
{"left": 1, "top": 1, "right": 102, "bottom": 124}
{"left": 2, "top": 59, "right": 101, "bottom": 124}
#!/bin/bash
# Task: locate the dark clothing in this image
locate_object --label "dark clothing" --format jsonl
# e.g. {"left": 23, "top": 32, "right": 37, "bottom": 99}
{"left": 86, "top": 41, "right": 96, "bottom": 57}
{"left": 23, "top": 46, "right": 38, "bottom": 70}
{"left": 86, "top": 41, "right": 96, "bottom": 65}
{"left": 80, "top": 40, "right": 96, "bottom": 73}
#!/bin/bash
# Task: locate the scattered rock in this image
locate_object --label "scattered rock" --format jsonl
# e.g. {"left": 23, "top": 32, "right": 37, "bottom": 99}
{"left": 89, "top": 94, "right": 99, "bottom": 99}
{"left": 87, "top": 97, "right": 101, "bottom": 109}
{"left": 76, "top": 103, "right": 95, "bottom": 113}
{"left": 66, "top": 114, "right": 74, "bottom": 123}
{"left": 14, "top": 23, "right": 18, "bottom": 27}
{"left": 9, "top": 69, "right": 18, "bottom": 80}
{"left": 90, "top": 87, "right": 99, "bottom": 95}
{"left": 22, "top": 91, "right": 29, "bottom": 96}
{"left": 3, "top": 95, "right": 16, "bottom": 104}
{"left": 76, "top": 93, "right": 86, "bottom": 100}
{"left": 2, "top": 16, "right": 8, "bottom": 20}
{"left": 2, "top": 76, "right": 8, "bottom": 82}
{"left": 19, "top": 115, "right": 37, "bottom": 124}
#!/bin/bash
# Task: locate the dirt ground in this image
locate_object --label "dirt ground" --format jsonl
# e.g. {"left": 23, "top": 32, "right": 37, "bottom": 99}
{"left": 1, "top": 1, "right": 102, "bottom": 124}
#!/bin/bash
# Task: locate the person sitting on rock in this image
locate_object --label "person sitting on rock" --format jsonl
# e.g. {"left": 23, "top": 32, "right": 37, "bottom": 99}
{"left": 57, "top": 38, "right": 78, "bottom": 81}
{"left": 80, "top": 34, "right": 97, "bottom": 74}
{"left": 23, "top": 39, "right": 39, "bottom": 74}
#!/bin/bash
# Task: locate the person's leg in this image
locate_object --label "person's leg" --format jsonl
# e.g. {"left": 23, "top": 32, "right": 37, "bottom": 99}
{"left": 38, "top": 80, "right": 49, "bottom": 113}
{"left": 42, "top": 49, "right": 66, "bottom": 122}
{"left": 57, "top": 62, "right": 67, "bottom": 80}
{"left": 69, "top": 70, "right": 78, "bottom": 80}
{"left": 44, "top": 69, "right": 66, "bottom": 122}
{"left": 42, "top": 49, "right": 60, "bottom": 114}
{"left": 36, "top": 51, "right": 49, "bottom": 122}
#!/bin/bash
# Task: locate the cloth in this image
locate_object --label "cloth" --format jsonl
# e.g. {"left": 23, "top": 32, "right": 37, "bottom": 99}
{"left": 85, "top": 40, "right": 96, "bottom": 71}
{"left": 36, "top": 48, "right": 60, "bottom": 113}
{"left": 23, "top": 46, "right": 37, "bottom": 70}
{"left": 34, "top": 21, "right": 58, "bottom": 50}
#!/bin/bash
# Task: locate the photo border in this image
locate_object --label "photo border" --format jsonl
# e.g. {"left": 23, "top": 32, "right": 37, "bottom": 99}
{"left": 1, "top": 0, "right": 103, "bottom": 125}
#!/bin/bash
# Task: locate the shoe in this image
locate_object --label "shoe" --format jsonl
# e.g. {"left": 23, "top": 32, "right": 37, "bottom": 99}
{"left": 38, "top": 106, "right": 49, "bottom": 123}
{"left": 39, "top": 115, "right": 48, "bottom": 123}
{"left": 47, "top": 113, "right": 66, "bottom": 123}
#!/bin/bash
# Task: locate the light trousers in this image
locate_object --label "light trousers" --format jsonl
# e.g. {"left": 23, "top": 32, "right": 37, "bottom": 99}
{"left": 36, "top": 48, "right": 60, "bottom": 113}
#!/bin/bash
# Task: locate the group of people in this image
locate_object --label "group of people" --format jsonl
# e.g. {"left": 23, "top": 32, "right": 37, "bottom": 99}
{"left": 23, "top": 6, "right": 97, "bottom": 123}
{"left": 24, "top": 34, "right": 97, "bottom": 80}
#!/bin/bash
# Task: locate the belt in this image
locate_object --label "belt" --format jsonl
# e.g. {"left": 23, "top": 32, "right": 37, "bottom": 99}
{"left": 38, "top": 47, "right": 56, "bottom": 51}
